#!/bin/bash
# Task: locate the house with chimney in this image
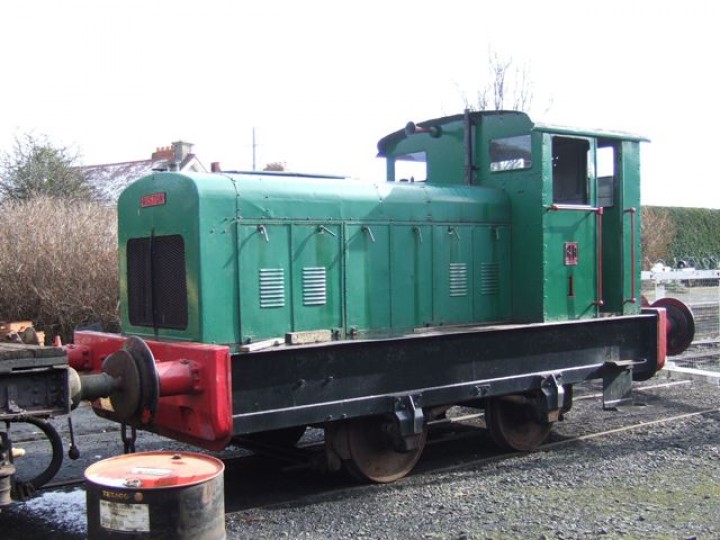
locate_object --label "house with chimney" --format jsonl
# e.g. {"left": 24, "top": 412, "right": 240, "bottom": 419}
{"left": 81, "top": 141, "right": 206, "bottom": 201}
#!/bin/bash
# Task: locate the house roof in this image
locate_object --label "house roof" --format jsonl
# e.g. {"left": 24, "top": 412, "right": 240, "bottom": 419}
{"left": 81, "top": 159, "right": 156, "bottom": 202}
{"left": 80, "top": 142, "right": 206, "bottom": 201}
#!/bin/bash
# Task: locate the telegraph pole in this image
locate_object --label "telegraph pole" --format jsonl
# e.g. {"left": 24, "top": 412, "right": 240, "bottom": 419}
{"left": 252, "top": 127, "right": 256, "bottom": 171}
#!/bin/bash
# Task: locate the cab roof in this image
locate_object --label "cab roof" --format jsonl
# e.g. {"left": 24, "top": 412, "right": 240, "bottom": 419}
{"left": 377, "top": 110, "right": 648, "bottom": 156}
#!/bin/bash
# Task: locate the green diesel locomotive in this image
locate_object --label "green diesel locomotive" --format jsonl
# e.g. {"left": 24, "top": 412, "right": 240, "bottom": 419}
{"left": 70, "top": 110, "right": 693, "bottom": 483}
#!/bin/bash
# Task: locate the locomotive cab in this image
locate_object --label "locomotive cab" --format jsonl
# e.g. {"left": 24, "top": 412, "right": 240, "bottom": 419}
{"left": 379, "top": 110, "right": 645, "bottom": 324}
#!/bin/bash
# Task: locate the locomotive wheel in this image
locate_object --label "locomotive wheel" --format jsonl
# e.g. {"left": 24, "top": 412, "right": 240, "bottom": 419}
{"left": 336, "top": 416, "right": 427, "bottom": 484}
{"left": 484, "top": 395, "right": 552, "bottom": 452}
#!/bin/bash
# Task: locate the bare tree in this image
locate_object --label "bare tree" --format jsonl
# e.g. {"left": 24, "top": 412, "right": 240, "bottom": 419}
{"left": 263, "top": 162, "right": 286, "bottom": 172}
{"left": 0, "top": 133, "right": 96, "bottom": 201}
{"left": 463, "top": 50, "right": 541, "bottom": 113}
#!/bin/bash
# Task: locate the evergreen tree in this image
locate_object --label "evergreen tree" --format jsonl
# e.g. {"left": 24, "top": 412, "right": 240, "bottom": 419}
{"left": 0, "top": 133, "right": 96, "bottom": 201}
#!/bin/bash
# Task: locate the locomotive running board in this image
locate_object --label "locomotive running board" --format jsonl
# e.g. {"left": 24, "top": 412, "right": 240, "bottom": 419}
{"left": 229, "top": 313, "right": 665, "bottom": 434}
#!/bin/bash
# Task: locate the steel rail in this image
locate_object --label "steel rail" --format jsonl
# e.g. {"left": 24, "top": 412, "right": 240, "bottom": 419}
{"left": 33, "top": 379, "right": 696, "bottom": 494}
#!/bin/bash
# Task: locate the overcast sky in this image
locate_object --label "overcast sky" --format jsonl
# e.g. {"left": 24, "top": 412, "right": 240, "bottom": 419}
{"left": 2, "top": 0, "right": 717, "bottom": 207}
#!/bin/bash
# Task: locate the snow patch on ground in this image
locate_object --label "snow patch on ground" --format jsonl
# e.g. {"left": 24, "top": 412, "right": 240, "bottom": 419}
{"left": 22, "top": 488, "right": 87, "bottom": 534}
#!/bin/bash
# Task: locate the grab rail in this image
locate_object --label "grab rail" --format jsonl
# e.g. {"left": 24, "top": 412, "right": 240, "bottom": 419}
{"left": 624, "top": 207, "right": 637, "bottom": 304}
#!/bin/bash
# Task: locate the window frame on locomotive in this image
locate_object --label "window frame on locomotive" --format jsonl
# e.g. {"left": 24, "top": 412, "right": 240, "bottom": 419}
{"left": 392, "top": 151, "right": 427, "bottom": 183}
{"left": 489, "top": 134, "right": 533, "bottom": 172}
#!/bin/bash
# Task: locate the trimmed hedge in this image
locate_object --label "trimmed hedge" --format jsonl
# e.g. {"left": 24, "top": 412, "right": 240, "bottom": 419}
{"left": 644, "top": 206, "right": 720, "bottom": 267}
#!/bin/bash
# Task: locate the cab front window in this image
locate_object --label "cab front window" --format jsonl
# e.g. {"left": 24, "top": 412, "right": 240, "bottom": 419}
{"left": 393, "top": 152, "right": 427, "bottom": 182}
{"left": 490, "top": 135, "right": 532, "bottom": 172}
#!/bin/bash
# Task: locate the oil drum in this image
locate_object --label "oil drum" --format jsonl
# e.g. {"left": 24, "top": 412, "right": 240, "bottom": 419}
{"left": 85, "top": 451, "right": 225, "bottom": 539}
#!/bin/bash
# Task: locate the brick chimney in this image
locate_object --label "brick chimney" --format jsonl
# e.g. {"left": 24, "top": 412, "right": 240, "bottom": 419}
{"left": 151, "top": 145, "right": 173, "bottom": 161}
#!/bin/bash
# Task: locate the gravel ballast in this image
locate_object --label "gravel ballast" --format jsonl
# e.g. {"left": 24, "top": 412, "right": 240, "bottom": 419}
{"left": 226, "top": 379, "right": 720, "bottom": 539}
{"left": 3, "top": 376, "right": 718, "bottom": 539}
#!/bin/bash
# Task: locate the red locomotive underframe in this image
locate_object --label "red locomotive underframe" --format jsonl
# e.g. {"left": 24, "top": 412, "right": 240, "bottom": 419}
{"left": 70, "top": 331, "right": 233, "bottom": 451}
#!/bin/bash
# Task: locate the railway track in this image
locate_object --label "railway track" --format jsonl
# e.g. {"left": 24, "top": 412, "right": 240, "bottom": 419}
{"left": 18, "top": 379, "right": 707, "bottom": 510}
{"left": 2, "top": 378, "right": 718, "bottom": 538}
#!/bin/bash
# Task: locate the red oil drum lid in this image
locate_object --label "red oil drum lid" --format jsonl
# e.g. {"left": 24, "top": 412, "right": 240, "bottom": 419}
{"left": 85, "top": 451, "right": 224, "bottom": 490}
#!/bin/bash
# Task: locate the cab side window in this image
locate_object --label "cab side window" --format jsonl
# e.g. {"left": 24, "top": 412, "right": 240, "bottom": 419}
{"left": 552, "top": 137, "right": 589, "bottom": 205}
{"left": 596, "top": 143, "right": 617, "bottom": 208}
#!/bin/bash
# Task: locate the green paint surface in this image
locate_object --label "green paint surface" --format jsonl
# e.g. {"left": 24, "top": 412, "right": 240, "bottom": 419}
{"left": 116, "top": 111, "right": 644, "bottom": 347}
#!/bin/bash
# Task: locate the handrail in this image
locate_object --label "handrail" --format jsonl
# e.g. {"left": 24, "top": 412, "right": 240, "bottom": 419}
{"left": 548, "top": 204, "right": 601, "bottom": 213}
{"left": 624, "top": 208, "right": 637, "bottom": 303}
{"left": 596, "top": 209, "right": 604, "bottom": 306}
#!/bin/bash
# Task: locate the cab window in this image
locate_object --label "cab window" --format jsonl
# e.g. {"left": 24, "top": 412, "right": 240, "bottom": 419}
{"left": 552, "top": 137, "right": 589, "bottom": 205}
{"left": 597, "top": 143, "right": 616, "bottom": 207}
{"left": 394, "top": 152, "right": 427, "bottom": 182}
{"left": 490, "top": 135, "right": 532, "bottom": 172}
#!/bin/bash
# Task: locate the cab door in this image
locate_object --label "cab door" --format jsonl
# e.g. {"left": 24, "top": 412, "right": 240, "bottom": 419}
{"left": 543, "top": 135, "right": 599, "bottom": 320}
{"left": 598, "top": 139, "right": 643, "bottom": 315}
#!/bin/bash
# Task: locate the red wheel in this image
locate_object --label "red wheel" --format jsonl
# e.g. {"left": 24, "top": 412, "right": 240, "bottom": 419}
{"left": 651, "top": 297, "right": 695, "bottom": 356}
